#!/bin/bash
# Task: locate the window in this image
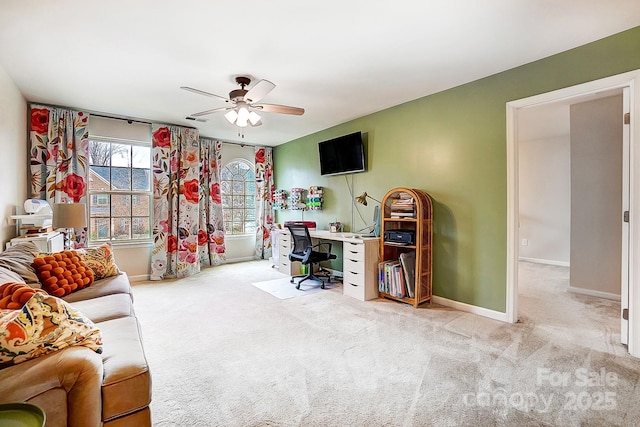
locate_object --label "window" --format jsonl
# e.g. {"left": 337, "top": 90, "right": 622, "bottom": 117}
{"left": 220, "top": 159, "right": 256, "bottom": 235}
{"left": 88, "top": 139, "right": 152, "bottom": 242}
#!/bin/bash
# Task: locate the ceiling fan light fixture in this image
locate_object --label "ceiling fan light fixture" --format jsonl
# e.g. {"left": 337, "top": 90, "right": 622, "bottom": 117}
{"left": 248, "top": 111, "right": 261, "bottom": 126}
{"left": 183, "top": 76, "right": 304, "bottom": 129}
{"left": 224, "top": 110, "right": 238, "bottom": 124}
{"left": 236, "top": 107, "right": 250, "bottom": 127}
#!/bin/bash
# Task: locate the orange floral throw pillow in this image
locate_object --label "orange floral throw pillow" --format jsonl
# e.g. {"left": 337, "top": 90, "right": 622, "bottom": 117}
{"left": 32, "top": 251, "right": 94, "bottom": 297}
{"left": 0, "top": 282, "right": 47, "bottom": 310}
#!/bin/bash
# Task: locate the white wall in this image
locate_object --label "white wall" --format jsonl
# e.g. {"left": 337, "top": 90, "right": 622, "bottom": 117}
{"left": 518, "top": 104, "right": 571, "bottom": 265}
{"left": 0, "top": 63, "right": 27, "bottom": 248}
{"left": 219, "top": 142, "right": 257, "bottom": 262}
{"left": 569, "top": 94, "right": 623, "bottom": 296}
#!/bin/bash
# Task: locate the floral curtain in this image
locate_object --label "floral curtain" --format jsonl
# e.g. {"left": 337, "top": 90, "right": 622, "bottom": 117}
{"left": 150, "top": 126, "right": 226, "bottom": 279}
{"left": 29, "top": 104, "right": 89, "bottom": 248}
{"left": 255, "top": 147, "right": 274, "bottom": 259}
{"left": 150, "top": 125, "right": 201, "bottom": 279}
{"left": 199, "top": 137, "right": 226, "bottom": 266}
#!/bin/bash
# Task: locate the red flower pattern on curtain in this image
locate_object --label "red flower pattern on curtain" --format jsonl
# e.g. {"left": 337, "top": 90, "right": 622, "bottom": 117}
{"left": 29, "top": 104, "right": 89, "bottom": 248}
{"left": 255, "top": 147, "right": 274, "bottom": 259}
{"left": 150, "top": 127, "right": 225, "bottom": 279}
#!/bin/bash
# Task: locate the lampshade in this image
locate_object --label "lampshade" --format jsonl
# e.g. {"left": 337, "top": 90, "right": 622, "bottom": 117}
{"left": 224, "top": 109, "right": 238, "bottom": 124}
{"left": 355, "top": 191, "right": 381, "bottom": 206}
{"left": 236, "top": 107, "right": 250, "bottom": 127}
{"left": 53, "top": 203, "right": 87, "bottom": 229}
{"left": 248, "top": 111, "right": 262, "bottom": 126}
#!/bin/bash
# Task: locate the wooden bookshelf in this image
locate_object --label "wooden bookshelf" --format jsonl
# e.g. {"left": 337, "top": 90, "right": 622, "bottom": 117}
{"left": 379, "top": 187, "right": 433, "bottom": 307}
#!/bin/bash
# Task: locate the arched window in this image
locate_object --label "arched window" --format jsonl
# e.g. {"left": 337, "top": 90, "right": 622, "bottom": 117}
{"left": 220, "top": 159, "right": 256, "bottom": 235}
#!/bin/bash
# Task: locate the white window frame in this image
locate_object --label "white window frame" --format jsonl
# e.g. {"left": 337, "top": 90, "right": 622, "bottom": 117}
{"left": 220, "top": 158, "right": 256, "bottom": 236}
{"left": 87, "top": 136, "right": 152, "bottom": 244}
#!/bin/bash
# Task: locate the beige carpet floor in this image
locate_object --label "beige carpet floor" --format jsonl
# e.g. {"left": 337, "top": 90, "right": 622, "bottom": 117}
{"left": 131, "top": 260, "right": 640, "bottom": 426}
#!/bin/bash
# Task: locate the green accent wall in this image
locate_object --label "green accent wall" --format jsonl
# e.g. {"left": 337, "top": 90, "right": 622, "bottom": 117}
{"left": 274, "top": 26, "right": 640, "bottom": 312}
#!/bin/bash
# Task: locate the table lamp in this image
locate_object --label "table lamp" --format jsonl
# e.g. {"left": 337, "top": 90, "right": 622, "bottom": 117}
{"left": 53, "top": 203, "right": 86, "bottom": 250}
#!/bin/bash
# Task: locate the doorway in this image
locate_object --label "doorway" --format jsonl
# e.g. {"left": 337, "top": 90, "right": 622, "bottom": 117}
{"left": 516, "top": 91, "right": 624, "bottom": 353}
{"left": 506, "top": 70, "right": 640, "bottom": 357}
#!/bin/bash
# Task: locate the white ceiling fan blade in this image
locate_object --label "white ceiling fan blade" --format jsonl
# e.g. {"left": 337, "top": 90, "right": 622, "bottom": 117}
{"left": 190, "top": 106, "right": 233, "bottom": 117}
{"left": 180, "top": 86, "right": 229, "bottom": 102}
{"left": 244, "top": 80, "right": 276, "bottom": 103}
{"left": 254, "top": 103, "right": 305, "bottom": 115}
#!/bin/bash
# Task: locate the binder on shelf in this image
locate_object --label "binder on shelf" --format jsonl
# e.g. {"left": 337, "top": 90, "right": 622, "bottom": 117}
{"left": 399, "top": 252, "right": 416, "bottom": 298}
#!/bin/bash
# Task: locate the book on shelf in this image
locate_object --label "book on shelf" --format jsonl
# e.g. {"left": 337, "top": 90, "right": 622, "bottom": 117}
{"left": 390, "top": 196, "right": 416, "bottom": 218}
{"left": 390, "top": 212, "right": 416, "bottom": 218}
{"left": 399, "top": 252, "right": 416, "bottom": 298}
{"left": 378, "top": 258, "right": 413, "bottom": 299}
{"left": 378, "top": 260, "right": 398, "bottom": 295}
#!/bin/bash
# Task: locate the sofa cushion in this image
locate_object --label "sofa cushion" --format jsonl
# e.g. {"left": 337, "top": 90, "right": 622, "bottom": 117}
{"left": 77, "top": 243, "right": 121, "bottom": 280}
{"left": 32, "top": 251, "right": 94, "bottom": 297}
{"left": 0, "top": 293, "right": 102, "bottom": 369}
{"left": 99, "top": 316, "right": 151, "bottom": 422}
{"left": 70, "top": 293, "right": 135, "bottom": 323}
{"left": 63, "top": 272, "right": 132, "bottom": 303}
{"left": 0, "top": 242, "right": 40, "bottom": 285}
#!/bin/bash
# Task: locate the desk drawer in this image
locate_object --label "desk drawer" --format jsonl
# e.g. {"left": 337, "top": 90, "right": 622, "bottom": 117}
{"left": 343, "top": 279, "right": 366, "bottom": 300}
{"left": 344, "top": 241, "right": 365, "bottom": 261}
{"left": 278, "top": 242, "right": 291, "bottom": 253}
{"left": 343, "top": 257, "right": 365, "bottom": 277}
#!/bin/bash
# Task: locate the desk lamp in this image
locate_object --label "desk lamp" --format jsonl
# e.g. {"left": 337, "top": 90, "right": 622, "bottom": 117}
{"left": 354, "top": 191, "right": 381, "bottom": 237}
{"left": 355, "top": 191, "right": 380, "bottom": 206}
{"left": 53, "top": 203, "right": 86, "bottom": 250}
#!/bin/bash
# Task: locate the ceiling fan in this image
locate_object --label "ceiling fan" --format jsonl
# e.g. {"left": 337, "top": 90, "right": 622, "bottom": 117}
{"left": 181, "top": 76, "right": 304, "bottom": 128}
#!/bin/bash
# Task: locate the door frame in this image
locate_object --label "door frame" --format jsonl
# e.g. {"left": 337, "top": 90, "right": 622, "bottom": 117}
{"left": 506, "top": 70, "right": 640, "bottom": 357}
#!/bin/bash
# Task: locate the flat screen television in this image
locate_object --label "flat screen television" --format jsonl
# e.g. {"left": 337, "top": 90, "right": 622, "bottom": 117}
{"left": 318, "top": 131, "right": 365, "bottom": 176}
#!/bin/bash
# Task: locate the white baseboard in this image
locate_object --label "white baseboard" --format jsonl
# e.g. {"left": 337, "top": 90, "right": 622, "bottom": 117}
{"left": 227, "top": 256, "right": 258, "bottom": 263}
{"left": 431, "top": 295, "right": 509, "bottom": 323}
{"left": 567, "top": 286, "right": 621, "bottom": 301}
{"left": 128, "top": 274, "right": 150, "bottom": 282}
{"left": 519, "top": 257, "right": 570, "bottom": 267}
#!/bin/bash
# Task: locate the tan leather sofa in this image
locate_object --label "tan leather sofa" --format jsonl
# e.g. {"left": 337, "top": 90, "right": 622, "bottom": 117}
{"left": 0, "top": 244, "right": 152, "bottom": 427}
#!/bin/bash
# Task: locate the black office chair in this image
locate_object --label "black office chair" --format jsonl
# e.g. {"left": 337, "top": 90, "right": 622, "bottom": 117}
{"left": 286, "top": 224, "right": 337, "bottom": 289}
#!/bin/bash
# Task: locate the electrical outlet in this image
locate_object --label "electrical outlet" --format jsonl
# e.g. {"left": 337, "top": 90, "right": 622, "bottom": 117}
{"left": 521, "top": 239, "right": 529, "bottom": 246}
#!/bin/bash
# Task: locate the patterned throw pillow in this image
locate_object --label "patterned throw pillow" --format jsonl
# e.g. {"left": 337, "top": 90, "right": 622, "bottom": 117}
{"left": 0, "top": 292, "right": 102, "bottom": 369}
{"left": 77, "top": 243, "right": 120, "bottom": 280}
{"left": 32, "top": 251, "right": 94, "bottom": 297}
{"left": 0, "top": 282, "right": 47, "bottom": 310}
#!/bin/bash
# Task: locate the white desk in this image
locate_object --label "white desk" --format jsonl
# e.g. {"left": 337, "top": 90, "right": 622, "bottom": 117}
{"left": 277, "top": 229, "right": 380, "bottom": 301}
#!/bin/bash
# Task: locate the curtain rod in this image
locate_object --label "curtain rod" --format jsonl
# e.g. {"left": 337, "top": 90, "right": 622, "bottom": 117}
{"left": 90, "top": 113, "right": 152, "bottom": 125}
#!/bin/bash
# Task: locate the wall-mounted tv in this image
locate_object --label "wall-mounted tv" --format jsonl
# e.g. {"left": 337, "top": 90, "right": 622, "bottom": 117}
{"left": 318, "top": 131, "right": 365, "bottom": 176}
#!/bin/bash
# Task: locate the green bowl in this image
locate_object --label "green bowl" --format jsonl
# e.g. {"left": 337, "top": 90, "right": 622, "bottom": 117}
{"left": 0, "top": 403, "right": 45, "bottom": 427}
